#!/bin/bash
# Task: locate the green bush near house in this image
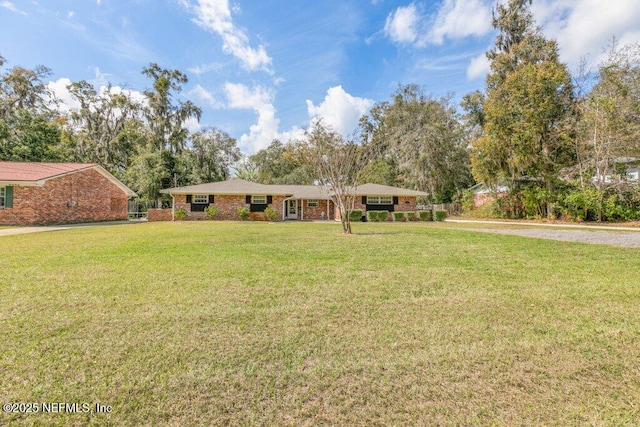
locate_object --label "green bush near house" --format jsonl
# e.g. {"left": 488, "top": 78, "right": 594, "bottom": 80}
{"left": 392, "top": 212, "right": 407, "bottom": 222}
{"left": 237, "top": 207, "right": 249, "bottom": 221}
{"left": 406, "top": 212, "right": 417, "bottom": 221}
{"left": 204, "top": 206, "right": 218, "bottom": 219}
{"left": 417, "top": 210, "right": 433, "bottom": 221}
{"left": 367, "top": 210, "right": 389, "bottom": 222}
{"left": 348, "top": 209, "right": 363, "bottom": 222}
{"left": 434, "top": 209, "right": 447, "bottom": 221}
{"left": 264, "top": 207, "right": 277, "bottom": 221}
{"left": 175, "top": 207, "right": 187, "bottom": 220}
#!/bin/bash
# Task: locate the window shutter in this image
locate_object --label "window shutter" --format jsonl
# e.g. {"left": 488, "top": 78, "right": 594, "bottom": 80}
{"left": 186, "top": 195, "right": 192, "bottom": 203}
{"left": 208, "top": 195, "right": 214, "bottom": 203}
{"left": 5, "top": 186, "right": 13, "bottom": 208}
{"left": 246, "top": 195, "right": 251, "bottom": 204}
{"left": 393, "top": 196, "right": 399, "bottom": 205}
{"left": 267, "top": 195, "right": 273, "bottom": 204}
{"left": 362, "top": 196, "right": 366, "bottom": 204}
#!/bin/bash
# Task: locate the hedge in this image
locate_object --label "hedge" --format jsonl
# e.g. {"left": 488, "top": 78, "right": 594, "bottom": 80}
{"left": 367, "top": 210, "right": 389, "bottom": 222}
{"left": 348, "top": 209, "right": 363, "bottom": 222}
{"left": 434, "top": 209, "right": 447, "bottom": 221}
{"left": 392, "top": 211, "right": 407, "bottom": 221}
{"left": 417, "top": 210, "right": 433, "bottom": 221}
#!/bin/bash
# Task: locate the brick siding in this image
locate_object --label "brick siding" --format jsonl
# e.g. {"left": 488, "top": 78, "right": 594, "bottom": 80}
{"left": 0, "top": 169, "right": 129, "bottom": 226}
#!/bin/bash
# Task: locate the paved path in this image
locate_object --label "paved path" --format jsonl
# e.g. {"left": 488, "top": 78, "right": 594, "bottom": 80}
{"left": 0, "top": 220, "right": 143, "bottom": 237}
{"left": 446, "top": 219, "right": 640, "bottom": 248}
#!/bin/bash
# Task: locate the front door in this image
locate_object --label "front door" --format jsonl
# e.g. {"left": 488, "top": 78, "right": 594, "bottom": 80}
{"left": 287, "top": 200, "right": 298, "bottom": 219}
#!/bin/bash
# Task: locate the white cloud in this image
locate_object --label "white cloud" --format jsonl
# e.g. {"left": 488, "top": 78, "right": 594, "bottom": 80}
{"left": 224, "top": 83, "right": 281, "bottom": 152}
{"left": 1, "top": 1, "right": 26, "bottom": 15}
{"left": 306, "top": 86, "right": 374, "bottom": 137}
{"left": 428, "top": 0, "right": 492, "bottom": 45}
{"left": 384, "top": 3, "right": 419, "bottom": 44}
{"left": 188, "top": 84, "right": 223, "bottom": 109}
{"left": 189, "top": 0, "right": 272, "bottom": 73}
{"left": 466, "top": 53, "right": 490, "bottom": 80}
{"left": 532, "top": 0, "right": 640, "bottom": 67}
{"left": 187, "top": 62, "right": 225, "bottom": 76}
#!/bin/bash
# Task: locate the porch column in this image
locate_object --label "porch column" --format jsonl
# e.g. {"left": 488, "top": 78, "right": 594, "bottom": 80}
{"left": 301, "top": 200, "right": 304, "bottom": 221}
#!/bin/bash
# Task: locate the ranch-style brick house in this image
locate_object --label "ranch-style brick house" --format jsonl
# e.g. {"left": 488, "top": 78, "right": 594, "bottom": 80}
{"left": 156, "top": 179, "right": 428, "bottom": 221}
{"left": 0, "top": 162, "right": 137, "bottom": 226}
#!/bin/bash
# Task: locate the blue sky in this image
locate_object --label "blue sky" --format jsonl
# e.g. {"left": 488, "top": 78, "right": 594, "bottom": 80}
{"left": 1, "top": 0, "right": 639, "bottom": 154}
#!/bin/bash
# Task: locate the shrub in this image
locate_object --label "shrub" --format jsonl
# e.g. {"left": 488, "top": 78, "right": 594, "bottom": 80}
{"left": 560, "top": 188, "right": 600, "bottom": 221}
{"left": 392, "top": 211, "right": 407, "bottom": 222}
{"left": 406, "top": 212, "right": 417, "bottom": 221}
{"left": 174, "top": 207, "right": 187, "bottom": 220}
{"left": 237, "top": 207, "right": 249, "bottom": 221}
{"left": 434, "top": 209, "right": 447, "bottom": 221}
{"left": 264, "top": 206, "right": 277, "bottom": 221}
{"left": 204, "top": 206, "right": 218, "bottom": 219}
{"left": 378, "top": 211, "right": 389, "bottom": 221}
{"left": 366, "top": 210, "right": 388, "bottom": 222}
{"left": 417, "top": 210, "right": 433, "bottom": 221}
{"left": 348, "top": 209, "right": 363, "bottom": 222}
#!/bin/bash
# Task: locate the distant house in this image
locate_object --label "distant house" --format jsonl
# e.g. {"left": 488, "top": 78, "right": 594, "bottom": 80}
{"left": 469, "top": 183, "right": 509, "bottom": 208}
{"left": 156, "top": 179, "right": 427, "bottom": 221}
{"left": 0, "top": 162, "right": 137, "bottom": 226}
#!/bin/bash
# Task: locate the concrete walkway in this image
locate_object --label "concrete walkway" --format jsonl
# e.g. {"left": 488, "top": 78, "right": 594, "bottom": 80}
{"left": 0, "top": 220, "right": 144, "bottom": 237}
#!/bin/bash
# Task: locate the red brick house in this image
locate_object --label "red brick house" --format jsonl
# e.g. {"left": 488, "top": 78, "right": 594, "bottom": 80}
{"left": 155, "top": 179, "right": 427, "bottom": 221}
{"left": 0, "top": 162, "right": 137, "bottom": 226}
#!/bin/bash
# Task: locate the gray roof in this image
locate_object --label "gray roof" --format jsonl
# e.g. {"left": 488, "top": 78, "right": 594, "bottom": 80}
{"left": 160, "top": 179, "right": 428, "bottom": 198}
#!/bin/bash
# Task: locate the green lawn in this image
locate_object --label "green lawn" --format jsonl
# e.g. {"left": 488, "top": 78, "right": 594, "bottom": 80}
{"left": 1, "top": 222, "right": 639, "bottom": 426}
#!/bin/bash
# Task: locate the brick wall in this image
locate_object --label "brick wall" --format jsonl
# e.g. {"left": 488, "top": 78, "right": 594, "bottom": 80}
{"left": 334, "top": 196, "right": 419, "bottom": 221}
{"left": 147, "top": 208, "right": 172, "bottom": 222}
{"left": 174, "top": 194, "right": 286, "bottom": 221}
{"left": 300, "top": 199, "right": 334, "bottom": 220}
{"left": 0, "top": 169, "right": 130, "bottom": 226}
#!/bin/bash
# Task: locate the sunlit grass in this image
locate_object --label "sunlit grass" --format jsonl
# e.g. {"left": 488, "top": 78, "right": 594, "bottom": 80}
{"left": 1, "top": 221, "right": 639, "bottom": 425}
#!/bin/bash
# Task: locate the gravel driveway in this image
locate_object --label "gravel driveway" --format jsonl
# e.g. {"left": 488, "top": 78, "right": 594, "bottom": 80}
{"left": 470, "top": 227, "right": 640, "bottom": 248}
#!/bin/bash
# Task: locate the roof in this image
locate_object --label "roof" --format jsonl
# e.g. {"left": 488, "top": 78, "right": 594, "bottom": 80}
{"left": 161, "top": 179, "right": 428, "bottom": 198}
{"left": 0, "top": 162, "right": 96, "bottom": 182}
{"left": 0, "top": 161, "right": 137, "bottom": 197}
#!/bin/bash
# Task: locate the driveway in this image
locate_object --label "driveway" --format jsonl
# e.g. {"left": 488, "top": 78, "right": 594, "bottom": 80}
{"left": 447, "top": 219, "right": 640, "bottom": 248}
{"left": 0, "top": 220, "right": 143, "bottom": 237}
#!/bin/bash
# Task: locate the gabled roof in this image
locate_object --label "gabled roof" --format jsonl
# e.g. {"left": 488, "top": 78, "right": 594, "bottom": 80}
{"left": 0, "top": 162, "right": 96, "bottom": 182}
{"left": 0, "top": 161, "right": 137, "bottom": 197}
{"left": 161, "top": 179, "right": 428, "bottom": 198}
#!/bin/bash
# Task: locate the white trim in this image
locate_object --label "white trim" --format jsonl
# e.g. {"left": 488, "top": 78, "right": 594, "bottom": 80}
{"left": 192, "top": 194, "right": 209, "bottom": 204}
{"left": 367, "top": 195, "right": 393, "bottom": 205}
{"left": 251, "top": 195, "right": 267, "bottom": 204}
{"left": 0, "top": 186, "right": 5, "bottom": 208}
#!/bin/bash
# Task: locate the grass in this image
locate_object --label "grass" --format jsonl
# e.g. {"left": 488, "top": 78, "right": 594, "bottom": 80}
{"left": 1, "top": 221, "right": 639, "bottom": 426}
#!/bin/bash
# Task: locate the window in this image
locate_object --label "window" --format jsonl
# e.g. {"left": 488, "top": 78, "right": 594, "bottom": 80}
{"left": 251, "top": 195, "right": 267, "bottom": 204}
{"left": 307, "top": 199, "right": 319, "bottom": 208}
{"left": 0, "top": 187, "right": 4, "bottom": 208}
{"left": 193, "top": 194, "right": 209, "bottom": 204}
{"left": 367, "top": 196, "right": 393, "bottom": 205}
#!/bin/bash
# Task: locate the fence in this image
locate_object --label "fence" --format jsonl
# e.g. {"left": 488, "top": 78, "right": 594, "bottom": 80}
{"left": 417, "top": 203, "right": 461, "bottom": 216}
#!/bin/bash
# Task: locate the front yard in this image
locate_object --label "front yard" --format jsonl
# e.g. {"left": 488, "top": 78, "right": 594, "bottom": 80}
{"left": 1, "top": 221, "right": 638, "bottom": 425}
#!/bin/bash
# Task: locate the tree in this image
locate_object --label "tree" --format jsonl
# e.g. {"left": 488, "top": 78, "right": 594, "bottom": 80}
{"left": 470, "top": 0, "right": 576, "bottom": 216}
{"left": 303, "top": 121, "right": 379, "bottom": 234}
{"left": 141, "top": 63, "right": 201, "bottom": 154}
{"left": 65, "top": 80, "right": 143, "bottom": 171}
{"left": 177, "top": 128, "right": 241, "bottom": 185}
{"left": 360, "top": 84, "right": 473, "bottom": 202}
{"left": 249, "top": 139, "right": 314, "bottom": 184}
{"left": 0, "top": 57, "right": 63, "bottom": 161}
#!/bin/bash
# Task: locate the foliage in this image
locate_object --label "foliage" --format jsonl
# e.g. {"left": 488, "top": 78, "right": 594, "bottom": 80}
{"left": 348, "top": 209, "right": 363, "bottom": 222}
{"left": 471, "top": 0, "right": 576, "bottom": 215}
{"left": 360, "top": 84, "right": 473, "bottom": 202}
{"left": 302, "top": 122, "right": 379, "bottom": 234}
{"left": 174, "top": 207, "right": 187, "bottom": 220}
{"left": 406, "top": 211, "right": 417, "bottom": 221}
{"left": 264, "top": 206, "right": 277, "bottom": 221}
{"left": 204, "top": 206, "right": 218, "bottom": 219}
{"left": 236, "top": 207, "right": 249, "bottom": 221}
{"left": 560, "top": 187, "right": 600, "bottom": 221}
{"left": 366, "top": 210, "right": 389, "bottom": 222}
{"left": 453, "top": 190, "right": 475, "bottom": 214}
{"left": 417, "top": 210, "right": 433, "bottom": 221}
{"left": 392, "top": 211, "right": 407, "bottom": 222}
{"left": 249, "top": 139, "right": 314, "bottom": 184}
{"left": 433, "top": 210, "right": 447, "bottom": 221}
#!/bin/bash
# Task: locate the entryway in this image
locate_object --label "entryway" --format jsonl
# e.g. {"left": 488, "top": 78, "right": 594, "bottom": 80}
{"left": 286, "top": 199, "right": 298, "bottom": 220}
